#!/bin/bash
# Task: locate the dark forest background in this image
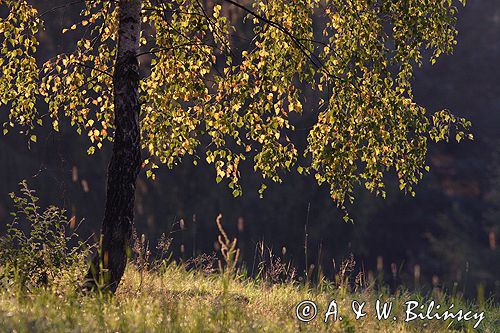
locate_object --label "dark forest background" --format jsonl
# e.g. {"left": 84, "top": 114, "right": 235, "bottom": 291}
{"left": 1, "top": 0, "right": 499, "bottom": 299}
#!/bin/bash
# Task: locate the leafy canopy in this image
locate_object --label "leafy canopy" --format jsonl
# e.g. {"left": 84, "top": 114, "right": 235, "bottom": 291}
{"left": 0, "top": 0, "right": 471, "bottom": 218}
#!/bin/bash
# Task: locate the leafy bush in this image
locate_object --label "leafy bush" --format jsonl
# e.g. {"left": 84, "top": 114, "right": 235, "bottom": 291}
{"left": 0, "top": 181, "right": 89, "bottom": 291}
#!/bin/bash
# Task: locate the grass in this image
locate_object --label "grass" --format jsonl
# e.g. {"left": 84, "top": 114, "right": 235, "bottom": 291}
{"left": 0, "top": 188, "right": 498, "bottom": 332}
{"left": 0, "top": 261, "right": 499, "bottom": 333}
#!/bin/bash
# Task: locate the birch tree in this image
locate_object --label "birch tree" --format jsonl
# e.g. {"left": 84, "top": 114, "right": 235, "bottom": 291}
{"left": 0, "top": 0, "right": 471, "bottom": 292}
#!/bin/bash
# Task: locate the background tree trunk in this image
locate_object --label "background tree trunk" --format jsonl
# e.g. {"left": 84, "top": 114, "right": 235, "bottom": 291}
{"left": 85, "top": 0, "right": 142, "bottom": 293}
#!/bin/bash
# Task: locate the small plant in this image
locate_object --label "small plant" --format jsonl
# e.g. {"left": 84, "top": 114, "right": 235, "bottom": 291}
{"left": 253, "top": 241, "right": 296, "bottom": 284}
{"left": 153, "top": 221, "right": 179, "bottom": 270}
{"left": 185, "top": 253, "right": 217, "bottom": 276}
{"left": 156, "top": 232, "right": 173, "bottom": 263}
{"left": 214, "top": 213, "right": 240, "bottom": 312}
{"left": 0, "top": 181, "right": 89, "bottom": 291}
{"left": 132, "top": 231, "right": 151, "bottom": 290}
{"left": 331, "top": 253, "right": 362, "bottom": 297}
{"left": 215, "top": 214, "right": 240, "bottom": 275}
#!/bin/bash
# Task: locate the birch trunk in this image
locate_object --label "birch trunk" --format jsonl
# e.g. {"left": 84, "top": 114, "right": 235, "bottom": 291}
{"left": 85, "top": 0, "right": 142, "bottom": 293}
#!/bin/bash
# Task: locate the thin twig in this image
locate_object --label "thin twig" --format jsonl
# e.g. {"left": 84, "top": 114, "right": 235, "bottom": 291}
{"left": 74, "top": 61, "right": 113, "bottom": 78}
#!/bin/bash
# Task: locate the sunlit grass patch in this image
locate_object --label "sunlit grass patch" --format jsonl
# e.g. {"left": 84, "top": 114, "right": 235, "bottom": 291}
{"left": 1, "top": 263, "right": 499, "bottom": 333}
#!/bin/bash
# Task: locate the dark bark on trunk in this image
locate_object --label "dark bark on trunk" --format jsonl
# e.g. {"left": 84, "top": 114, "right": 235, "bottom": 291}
{"left": 85, "top": 0, "right": 141, "bottom": 293}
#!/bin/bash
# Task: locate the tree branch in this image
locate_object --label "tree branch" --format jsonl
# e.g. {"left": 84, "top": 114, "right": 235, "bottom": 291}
{"left": 135, "top": 42, "right": 208, "bottom": 58}
{"left": 74, "top": 61, "right": 113, "bottom": 78}
{"left": 220, "top": 0, "right": 342, "bottom": 80}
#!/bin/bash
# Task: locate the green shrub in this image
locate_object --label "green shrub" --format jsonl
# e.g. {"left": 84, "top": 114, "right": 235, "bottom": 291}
{"left": 0, "top": 181, "right": 89, "bottom": 291}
